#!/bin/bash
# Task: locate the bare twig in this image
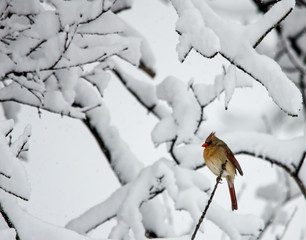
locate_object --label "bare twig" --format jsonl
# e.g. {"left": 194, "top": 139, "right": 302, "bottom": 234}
{"left": 189, "top": 83, "right": 204, "bottom": 135}
{"left": 276, "top": 207, "right": 298, "bottom": 240}
{"left": 191, "top": 161, "right": 227, "bottom": 240}
{"left": 169, "top": 136, "right": 179, "bottom": 165}
{"left": 253, "top": 8, "right": 293, "bottom": 48}
{"left": 0, "top": 186, "right": 29, "bottom": 201}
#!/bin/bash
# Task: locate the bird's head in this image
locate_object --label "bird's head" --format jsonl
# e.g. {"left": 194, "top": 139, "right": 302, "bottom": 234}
{"left": 202, "top": 131, "right": 217, "bottom": 148}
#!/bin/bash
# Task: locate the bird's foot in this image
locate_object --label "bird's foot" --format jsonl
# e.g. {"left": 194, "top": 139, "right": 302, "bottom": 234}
{"left": 221, "top": 161, "right": 227, "bottom": 171}
{"left": 216, "top": 176, "right": 222, "bottom": 184}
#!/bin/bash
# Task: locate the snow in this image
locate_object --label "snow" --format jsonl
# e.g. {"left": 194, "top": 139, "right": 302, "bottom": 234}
{"left": 173, "top": 144, "right": 203, "bottom": 169}
{"left": 282, "top": 7, "right": 306, "bottom": 37}
{"left": 1, "top": 102, "right": 20, "bottom": 121}
{"left": 170, "top": 0, "right": 302, "bottom": 116}
{"left": 75, "top": 80, "right": 143, "bottom": 184}
{"left": 173, "top": 0, "right": 220, "bottom": 61}
{"left": 0, "top": 229, "right": 16, "bottom": 240}
{"left": 1, "top": 0, "right": 305, "bottom": 239}
{"left": 48, "top": 0, "right": 103, "bottom": 26}
{"left": 31, "top": 11, "right": 60, "bottom": 39}
{"left": 111, "top": 0, "right": 134, "bottom": 13}
{"left": 152, "top": 117, "right": 177, "bottom": 145}
{"left": 0, "top": 192, "right": 95, "bottom": 240}
{"left": 82, "top": 66, "right": 111, "bottom": 97}
{"left": 10, "top": 124, "right": 31, "bottom": 158}
{"left": 68, "top": 158, "right": 265, "bottom": 240}
{"left": 245, "top": 0, "right": 295, "bottom": 46}
{"left": 152, "top": 77, "right": 201, "bottom": 144}
{"left": 121, "top": 23, "right": 156, "bottom": 72}
{"left": 222, "top": 131, "right": 306, "bottom": 172}
{"left": 9, "top": 0, "right": 42, "bottom": 15}
{"left": 169, "top": 165, "right": 264, "bottom": 240}
{"left": 77, "top": 10, "right": 125, "bottom": 35}
{"left": 114, "top": 65, "right": 157, "bottom": 108}
{"left": 192, "top": 68, "right": 253, "bottom": 108}
{"left": 0, "top": 121, "right": 31, "bottom": 200}
{"left": 223, "top": 65, "right": 237, "bottom": 109}
{"left": 0, "top": 119, "right": 14, "bottom": 136}
{"left": 0, "top": 0, "right": 147, "bottom": 121}
{"left": 112, "top": 65, "right": 169, "bottom": 119}
{"left": 66, "top": 185, "right": 129, "bottom": 234}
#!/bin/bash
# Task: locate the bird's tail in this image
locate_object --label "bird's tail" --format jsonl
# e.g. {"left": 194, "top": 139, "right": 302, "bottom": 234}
{"left": 227, "top": 178, "right": 238, "bottom": 211}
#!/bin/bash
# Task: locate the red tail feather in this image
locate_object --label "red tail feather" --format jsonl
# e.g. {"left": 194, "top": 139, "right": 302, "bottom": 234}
{"left": 227, "top": 180, "right": 238, "bottom": 211}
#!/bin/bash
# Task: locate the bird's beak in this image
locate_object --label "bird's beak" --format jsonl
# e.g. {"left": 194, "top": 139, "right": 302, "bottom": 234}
{"left": 202, "top": 142, "right": 208, "bottom": 148}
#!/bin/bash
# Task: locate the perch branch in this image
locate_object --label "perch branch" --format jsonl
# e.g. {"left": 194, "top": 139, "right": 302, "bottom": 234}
{"left": 191, "top": 161, "right": 227, "bottom": 240}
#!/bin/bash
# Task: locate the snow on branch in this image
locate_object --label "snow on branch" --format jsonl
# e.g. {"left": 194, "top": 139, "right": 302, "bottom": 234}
{"left": 74, "top": 80, "right": 143, "bottom": 184}
{"left": 10, "top": 124, "right": 31, "bottom": 158}
{"left": 152, "top": 77, "right": 201, "bottom": 145}
{"left": 151, "top": 73, "right": 252, "bottom": 147}
{"left": 0, "top": 120, "right": 31, "bottom": 201}
{"left": 0, "top": 192, "right": 96, "bottom": 240}
{"left": 113, "top": 64, "right": 169, "bottom": 119}
{"left": 170, "top": 0, "right": 302, "bottom": 116}
{"left": 67, "top": 159, "right": 263, "bottom": 240}
{"left": 192, "top": 65, "right": 253, "bottom": 109}
{"left": 0, "top": 0, "right": 149, "bottom": 118}
{"left": 74, "top": 79, "right": 177, "bottom": 238}
{"left": 66, "top": 185, "right": 129, "bottom": 234}
{"left": 221, "top": 131, "right": 306, "bottom": 197}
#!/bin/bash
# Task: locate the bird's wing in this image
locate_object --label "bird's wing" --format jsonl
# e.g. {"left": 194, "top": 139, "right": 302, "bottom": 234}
{"left": 224, "top": 148, "right": 243, "bottom": 176}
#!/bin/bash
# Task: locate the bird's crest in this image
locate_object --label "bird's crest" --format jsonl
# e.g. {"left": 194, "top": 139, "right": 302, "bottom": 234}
{"left": 208, "top": 131, "right": 216, "bottom": 138}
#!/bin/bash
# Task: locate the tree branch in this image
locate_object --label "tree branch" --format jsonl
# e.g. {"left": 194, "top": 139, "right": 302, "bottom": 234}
{"left": 0, "top": 187, "right": 28, "bottom": 201}
{"left": 236, "top": 151, "right": 306, "bottom": 198}
{"left": 169, "top": 136, "right": 179, "bottom": 165}
{"left": 191, "top": 161, "right": 227, "bottom": 240}
{"left": 253, "top": 8, "right": 293, "bottom": 48}
{"left": 276, "top": 207, "right": 297, "bottom": 240}
{"left": 112, "top": 68, "right": 160, "bottom": 119}
{"left": 0, "top": 202, "right": 20, "bottom": 240}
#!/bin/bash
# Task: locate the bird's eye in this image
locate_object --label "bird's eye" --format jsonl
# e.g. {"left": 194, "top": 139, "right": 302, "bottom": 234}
{"left": 207, "top": 141, "right": 212, "bottom": 146}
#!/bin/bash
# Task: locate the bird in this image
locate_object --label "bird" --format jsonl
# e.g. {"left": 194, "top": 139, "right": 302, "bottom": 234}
{"left": 202, "top": 132, "right": 243, "bottom": 211}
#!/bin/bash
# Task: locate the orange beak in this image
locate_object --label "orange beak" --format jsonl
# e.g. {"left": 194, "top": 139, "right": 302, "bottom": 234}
{"left": 202, "top": 142, "right": 208, "bottom": 148}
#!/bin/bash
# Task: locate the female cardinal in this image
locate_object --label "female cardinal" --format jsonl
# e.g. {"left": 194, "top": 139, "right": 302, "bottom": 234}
{"left": 202, "top": 132, "right": 243, "bottom": 211}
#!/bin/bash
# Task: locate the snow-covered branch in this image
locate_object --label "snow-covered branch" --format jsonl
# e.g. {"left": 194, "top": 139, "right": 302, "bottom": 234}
{"left": 112, "top": 65, "right": 169, "bottom": 120}
{"left": 0, "top": 192, "right": 96, "bottom": 240}
{"left": 67, "top": 159, "right": 263, "bottom": 240}
{"left": 0, "top": 0, "right": 149, "bottom": 119}
{"left": 170, "top": 0, "right": 302, "bottom": 116}
{"left": 73, "top": 80, "right": 175, "bottom": 238}
{"left": 66, "top": 185, "right": 129, "bottom": 234}
{"left": 10, "top": 125, "right": 31, "bottom": 158}
{"left": 75, "top": 80, "right": 143, "bottom": 185}
{"left": 221, "top": 132, "right": 306, "bottom": 198}
{"left": 0, "top": 120, "right": 30, "bottom": 201}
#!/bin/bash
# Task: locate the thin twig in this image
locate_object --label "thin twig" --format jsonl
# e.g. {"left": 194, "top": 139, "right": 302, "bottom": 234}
{"left": 191, "top": 161, "right": 227, "bottom": 240}
{"left": 169, "top": 136, "right": 179, "bottom": 165}
{"left": 276, "top": 207, "right": 298, "bottom": 240}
